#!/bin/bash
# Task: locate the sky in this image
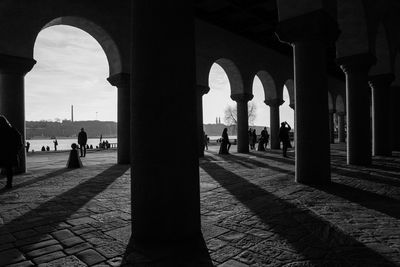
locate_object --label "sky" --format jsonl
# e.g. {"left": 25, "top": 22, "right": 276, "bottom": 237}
{"left": 26, "top": 25, "right": 294, "bottom": 127}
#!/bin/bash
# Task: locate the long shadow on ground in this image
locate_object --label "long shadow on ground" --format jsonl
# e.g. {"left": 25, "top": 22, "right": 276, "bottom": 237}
{"left": 201, "top": 157, "right": 396, "bottom": 266}
{"left": 0, "top": 168, "right": 75, "bottom": 195}
{"left": 0, "top": 164, "right": 129, "bottom": 265}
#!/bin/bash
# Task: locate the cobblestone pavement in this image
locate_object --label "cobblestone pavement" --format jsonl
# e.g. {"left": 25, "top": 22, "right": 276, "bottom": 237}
{"left": 0, "top": 145, "right": 400, "bottom": 266}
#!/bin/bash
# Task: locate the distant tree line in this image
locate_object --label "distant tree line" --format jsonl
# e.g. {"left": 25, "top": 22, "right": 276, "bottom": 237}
{"left": 26, "top": 120, "right": 117, "bottom": 139}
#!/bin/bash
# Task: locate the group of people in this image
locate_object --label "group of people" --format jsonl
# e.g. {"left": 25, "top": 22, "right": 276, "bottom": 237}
{"left": 217, "top": 121, "right": 292, "bottom": 157}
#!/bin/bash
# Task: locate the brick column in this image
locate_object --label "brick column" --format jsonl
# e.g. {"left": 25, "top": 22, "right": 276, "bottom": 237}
{"left": 276, "top": 10, "right": 339, "bottom": 184}
{"left": 369, "top": 74, "right": 394, "bottom": 156}
{"left": 0, "top": 54, "right": 36, "bottom": 173}
{"left": 265, "top": 99, "right": 284, "bottom": 149}
{"left": 131, "top": 0, "right": 200, "bottom": 249}
{"left": 337, "top": 54, "right": 375, "bottom": 165}
{"left": 107, "top": 73, "right": 131, "bottom": 164}
{"left": 231, "top": 93, "right": 253, "bottom": 153}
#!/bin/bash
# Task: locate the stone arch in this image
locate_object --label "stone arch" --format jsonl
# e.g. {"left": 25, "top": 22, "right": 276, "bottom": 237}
{"left": 335, "top": 94, "right": 345, "bottom": 113}
{"left": 40, "top": 16, "right": 122, "bottom": 76}
{"left": 284, "top": 79, "right": 294, "bottom": 108}
{"left": 214, "top": 58, "right": 243, "bottom": 95}
{"left": 256, "top": 70, "right": 277, "bottom": 101}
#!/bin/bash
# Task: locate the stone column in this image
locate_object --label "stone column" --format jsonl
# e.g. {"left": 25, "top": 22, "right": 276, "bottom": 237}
{"left": 276, "top": 10, "right": 338, "bottom": 184}
{"left": 196, "top": 85, "right": 209, "bottom": 157}
{"left": 107, "top": 73, "right": 131, "bottom": 164}
{"left": 231, "top": 93, "right": 253, "bottom": 153}
{"left": 0, "top": 54, "right": 36, "bottom": 173}
{"left": 131, "top": 0, "right": 200, "bottom": 249}
{"left": 369, "top": 74, "right": 394, "bottom": 156}
{"left": 265, "top": 99, "right": 283, "bottom": 149}
{"left": 337, "top": 112, "right": 346, "bottom": 143}
{"left": 337, "top": 54, "right": 375, "bottom": 165}
{"left": 329, "top": 109, "right": 336, "bottom": 144}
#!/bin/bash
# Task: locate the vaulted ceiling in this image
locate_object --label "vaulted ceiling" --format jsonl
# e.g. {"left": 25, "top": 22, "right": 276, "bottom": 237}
{"left": 194, "top": 0, "right": 343, "bottom": 80}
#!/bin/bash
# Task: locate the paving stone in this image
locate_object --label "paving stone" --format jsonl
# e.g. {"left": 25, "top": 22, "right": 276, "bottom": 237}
{"left": 65, "top": 242, "right": 93, "bottom": 255}
{"left": 0, "top": 248, "right": 25, "bottom": 265}
{"left": 96, "top": 245, "right": 121, "bottom": 259}
{"left": 0, "top": 233, "right": 16, "bottom": 244}
{"left": 107, "top": 256, "right": 123, "bottom": 267}
{"left": 67, "top": 217, "right": 97, "bottom": 226}
{"left": 60, "top": 236, "right": 84, "bottom": 247}
{"left": 104, "top": 225, "right": 131, "bottom": 244}
{"left": 0, "top": 242, "right": 14, "bottom": 252}
{"left": 13, "top": 229, "right": 38, "bottom": 240}
{"left": 32, "top": 251, "right": 66, "bottom": 265}
{"left": 218, "top": 259, "right": 249, "bottom": 267}
{"left": 37, "top": 255, "right": 86, "bottom": 267}
{"left": 26, "top": 244, "right": 63, "bottom": 258}
{"left": 76, "top": 249, "right": 106, "bottom": 266}
{"left": 15, "top": 234, "right": 52, "bottom": 247}
{"left": 51, "top": 229, "right": 75, "bottom": 241}
{"left": 5, "top": 260, "right": 35, "bottom": 267}
{"left": 1, "top": 147, "right": 400, "bottom": 266}
{"left": 20, "top": 239, "right": 59, "bottom": 253}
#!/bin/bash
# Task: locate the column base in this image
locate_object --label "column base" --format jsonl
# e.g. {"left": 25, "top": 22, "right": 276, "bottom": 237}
{"left": 126, "top": 233, "right": 212, "bottom": 266}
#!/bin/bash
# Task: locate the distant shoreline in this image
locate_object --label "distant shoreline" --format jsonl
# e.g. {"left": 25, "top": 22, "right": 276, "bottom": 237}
{"left": 27, "top": 136, "right": 117, "bottom": 140}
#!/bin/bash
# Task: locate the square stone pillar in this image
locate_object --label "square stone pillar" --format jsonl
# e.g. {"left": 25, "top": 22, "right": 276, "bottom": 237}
{"left": 130, "top": 0, "right": 201, "bottom": 252}
{"left": 0, "top": 54, "right": 36, "bottom": 173}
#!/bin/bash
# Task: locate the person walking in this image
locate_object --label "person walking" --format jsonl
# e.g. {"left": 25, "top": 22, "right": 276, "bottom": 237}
{"left": 0, "top": 115, "right": 23, "bottom": 189}
{"left": 252, "top": 129, "right": 257, "bottom": 150}
{"left": 78, "top": 128, "right": 88, "bottom": 157}
{"left": 279, "top": 121, "right": 292, "bottom": 157}
{"left": 262, "top": 127, "right": 270, "bottom": 149}
{"left": 203, "top": 131, "right": 208, "bottom": 151}
{"left": 219, "top": 128, "right": 231, "bottom": 154}
{"left": 53, "top": 138, "right": 58, "bottom": 151}
{"left": 26, "top": 141, "right": 30, "bottom": 153}
{"left": 248, "top": 128, "right": 254, "bottom": 150}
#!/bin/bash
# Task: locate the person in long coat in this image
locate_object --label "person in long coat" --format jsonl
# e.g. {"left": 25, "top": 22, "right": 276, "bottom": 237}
{"left": 0, "top": 115, "right": 22, "bottom": 189}
{"left": 219, "top": 128, "right": 231, "bottom": 154}
{"left": 279, "top": 122, "right": 292, "bottom": 157}
{"left": 78, "top": 128, "right": 88, "bottom": 157}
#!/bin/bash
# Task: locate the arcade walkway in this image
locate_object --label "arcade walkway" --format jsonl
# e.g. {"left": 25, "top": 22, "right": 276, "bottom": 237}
{"left": 0, "top": 146, "right": 399, "bottom": 266}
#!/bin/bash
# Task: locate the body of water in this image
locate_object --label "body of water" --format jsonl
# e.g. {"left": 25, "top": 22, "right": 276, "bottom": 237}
{"left": 26, "top": 138, "right": 117, "bottom": 152}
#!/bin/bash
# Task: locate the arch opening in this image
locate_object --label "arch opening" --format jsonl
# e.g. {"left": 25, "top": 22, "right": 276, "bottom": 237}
{"left": 43, "top": 16, "right": 122, "bottom": 76}
{"left": 25, "top": 24, "right": 117, "bottom": 153}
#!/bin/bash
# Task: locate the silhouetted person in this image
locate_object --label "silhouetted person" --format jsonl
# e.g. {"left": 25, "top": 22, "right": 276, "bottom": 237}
{"left": 279, "top": 121, "right": 292, "bottom": 157}
{"left": 90, "top": 144, "right": 93, "bottom": 149}
{"left": 252, "top": 129, "right": 257, "bottom": 150}
{"left": 46, "top": 146, "right": 50, "bottom": 151}
{"left": 248, "top": 128, "right": 255, "bottom": 150}
{"left": 53, "top": 139, "right": 58, "bottom": 151}
{"left": 78, "top": 128, "right": 88, "bottom": 157}
{"left": 0, "top": 115, "right": 23, "bottom": 189}
{"left": 262, "top": 127, "right": 269, "bottom": 149}
{"left": 203, "top": 131, "right": 208, "bottom": 151}
{"left": 41, "top": 146, "right": 46, "bottom": 152}
{"left": 219, "top": 128, "right": 231, "bottom": 154}
{"left": 26, "top": 141, "right": 30, "bottom": 153}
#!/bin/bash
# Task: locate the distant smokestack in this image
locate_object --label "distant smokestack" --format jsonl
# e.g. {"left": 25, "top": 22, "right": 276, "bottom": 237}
{"left": 71, "top": 105, "right": 74, "bottom": 122}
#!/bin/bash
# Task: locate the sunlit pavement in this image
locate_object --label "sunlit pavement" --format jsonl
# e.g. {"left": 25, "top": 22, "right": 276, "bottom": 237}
{"left": 1, "top": 145, "right": 400, "bottom": 266}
